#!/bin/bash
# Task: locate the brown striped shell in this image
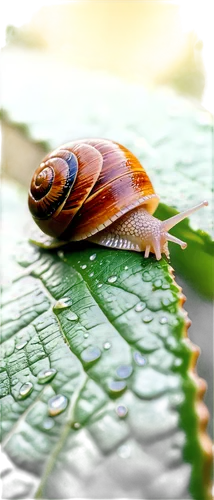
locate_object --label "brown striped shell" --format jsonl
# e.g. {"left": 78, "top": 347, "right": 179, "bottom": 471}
{"left": 28, "top": 139, "right": 159, "bottom": 241}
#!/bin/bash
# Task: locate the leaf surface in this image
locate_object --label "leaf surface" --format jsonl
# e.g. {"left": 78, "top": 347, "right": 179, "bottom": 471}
{"left": 0, "top": 181, "right": 211, "bottom": 500}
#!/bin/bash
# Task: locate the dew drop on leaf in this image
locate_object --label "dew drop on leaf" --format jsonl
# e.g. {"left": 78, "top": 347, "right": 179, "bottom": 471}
{"left": 43, "top": 418, "right": 55, "bottom": 430}
{"left": 142, "top": 314, "right": 153, "bottom": 323}
{"left": 80, "top": 346, "right": 101, "bottom": 364}
{"left": 37, "top": 368, "right": 57, "bottom": 384}
{"left": 89, "top": 272, "right": 94, "bottom": 277}
{"left": 116, "top": 404, "right": 128, "bottom": 418}
{"left": 73, "top": 422, "right": 81, "bottom": 429}
{"left": 108, "top": 380, "right": 127, "bottom": 394}
{"left": 159, "top": 316, "right": 168, "bottom": 324}
{"left": 162, "top": 298, "right": 171, "bottom": 307}
{"left": 133, "top": 352, "right": 146, "bottom": 366}
{"left": 19, "top": 382, "right": 33, "bottom": 399}
{"left": 103, "top": 341, "right": 111, "bottom": 350}
{"left": 67, "top": 311, "right": 78, "bottom": 321}
{"left": 97, "top": 283, "right": 103, "bottom": 288}
{"left": 108, "top": 275, "right": 117, "bottom": 283}
{"left": 89, "top": 253, "right": 96, "bottom": 261}
{"left": 135, "top": 302, "right": 146, "bottom": 312}
{"left": 48, "top": 394, "right": 68, "bottom": 416}
{"left": 116, "top": 365, "right": 133, "bottom": 379}
{"left": 16, "top": 340, "right": 27, "bottom": 350}
{"left": 84, "top": 333, "right": 89, "bottom": 339}
{"left": 80, "top": 264, "right": 87, "bottom": 269}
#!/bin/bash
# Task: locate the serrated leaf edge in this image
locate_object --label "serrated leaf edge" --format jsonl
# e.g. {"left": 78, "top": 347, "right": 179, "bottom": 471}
{"left": 172, "top": 269, "right": 213, "bottom": 500}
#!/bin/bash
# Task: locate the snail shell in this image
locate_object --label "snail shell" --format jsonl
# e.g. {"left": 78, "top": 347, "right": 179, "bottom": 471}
{"left": 29, "top": 138, "right": 208, "bottom": 259}
{"left": 29, "top": 138, "right": 159, "bottom": 241}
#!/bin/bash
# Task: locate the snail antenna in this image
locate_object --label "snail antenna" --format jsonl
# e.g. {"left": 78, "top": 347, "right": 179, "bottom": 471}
{"left": 165, "top": 233, "right": 187, "bottom": 249}
{"left": 161, "top": 201, "right": 208, "bottom": 232}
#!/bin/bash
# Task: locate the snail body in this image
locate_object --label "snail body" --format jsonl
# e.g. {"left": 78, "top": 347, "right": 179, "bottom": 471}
{"left": 29, "top": 138, "right": 208, "bottom": 260}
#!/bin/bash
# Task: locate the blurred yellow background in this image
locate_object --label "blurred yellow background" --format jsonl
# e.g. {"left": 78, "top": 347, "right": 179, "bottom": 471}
{"left": 1, "top": 0, "right": 213, "bottom": 111}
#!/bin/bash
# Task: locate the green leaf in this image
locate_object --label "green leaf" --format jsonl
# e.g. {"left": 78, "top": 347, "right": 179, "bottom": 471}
{"left": 1, "top": 48, "right": 213, "bottom": 296}
{"left": 1, "top": 181, "right": 212, "bottom": 499}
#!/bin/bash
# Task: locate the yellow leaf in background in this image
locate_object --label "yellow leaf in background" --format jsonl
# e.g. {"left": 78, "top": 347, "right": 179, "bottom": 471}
{"left": 6, "top": 1, "right": 207, "bottom": 104}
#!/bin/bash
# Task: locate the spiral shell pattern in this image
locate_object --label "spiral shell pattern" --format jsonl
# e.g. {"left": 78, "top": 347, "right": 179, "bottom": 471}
{"left": 28, "top": 139, "right": 158, "bottom": 240}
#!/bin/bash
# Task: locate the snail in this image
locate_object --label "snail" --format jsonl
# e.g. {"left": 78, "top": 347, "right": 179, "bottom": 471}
{"left": 28, "top": 138, "right": 208, "bottom": 260}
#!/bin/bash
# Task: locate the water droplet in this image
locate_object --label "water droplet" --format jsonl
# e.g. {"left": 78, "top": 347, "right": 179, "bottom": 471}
{"left": 135, "top": 302, "right": 146, "bottom": 312}
{"left": 89, "top": 272, "right": 94, "bottom": 277}
{"left": 90, "top": 254, "right": 96, "bottom": 261}
{"left": 116, "top": 404, "right": 128, "bottom": 418}
{"left": 124, "top": 266, "right": 128, "bottom": 270}
{"left": 97, "top": 283, "right": 103, "bottom": 288}
{"left": 159, "top": 316, "right": 168, "bottom": 324}
{"left": 48, "top": 394, "right": 68, "bottom": 416}
{"left": 174, "top": 358, "right": 182, "bottom": 367}
{"left": 67, "top": 311, "right": 78, "bottom": 321}
{"left": 142, "top": 314, "right": 153, "bottom": 323}
{"left": 108, "top": 276, "right": 117, "bottom": 283}
{"left": 162, "top": 298, "right": 171, "bottom": 307}
{"left": 19, "top": 382, "right": 33, "bottom": 399}
{"left": 134, "top": 352, "right": 146, "bottom": 366}
{"left": 11, "top": 310, "right": 20, "bottom": 320}
{"left": 73, "top": 422, "right": 81, "bottom": 429}
{"left": 103, "top": 341, "right": 111, "bottom": 350}
{"left": 16, "top": 340, "right": 27, "bottom": 350}
{"left": 84, "top": 333, "right": 89, "bottom": 339}
{"left": 116, "top": 365, "right": 133, "bottom": 379}
{"left": 80, "top": 346, "right": 101, "bottom": 364}
{"left": 108, "top": 380, "right": 127, "bottom": 394}
{"left": 53, "top": 297, "right": 72, "bottom": 311}
{"left": 80, "top": 264, "right": 87, "bottom": 270}
{"left": 43, "top": 418, "right": 55, "bottom": 430}
{"left": 38, "top": 368, "right": 57, "bottom": 384}
{"left": 143, "top": 271, "right": 152, "bottom": 282}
